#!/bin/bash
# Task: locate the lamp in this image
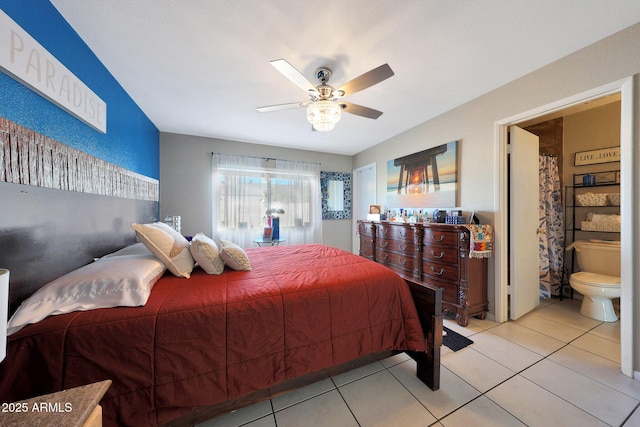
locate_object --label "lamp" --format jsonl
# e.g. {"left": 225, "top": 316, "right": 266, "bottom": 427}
{"left": 0, "top": 269, "right": 9, "bottom": 362}
{"left": 307, "top": 100, "right": 342, "bottom": 131}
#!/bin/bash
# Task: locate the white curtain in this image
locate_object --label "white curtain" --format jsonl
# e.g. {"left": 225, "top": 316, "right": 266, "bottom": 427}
{"left": 538, "top": 155, "right": 564, "bottom": 298}
{"left": 275, "top": 158, "right": 322, "bottom": 245}
{"left": 212, "top": 154, "right": 322, "bottom": 248}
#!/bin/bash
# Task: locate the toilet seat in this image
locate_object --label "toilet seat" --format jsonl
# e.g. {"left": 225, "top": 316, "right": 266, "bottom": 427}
{"left": 570, "top": 271, "right": 620, "bottom": 288}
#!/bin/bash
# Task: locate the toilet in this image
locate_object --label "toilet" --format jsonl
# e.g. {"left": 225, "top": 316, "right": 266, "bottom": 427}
{"left": 568, "top": 240, "right": 621, "bottom": 322}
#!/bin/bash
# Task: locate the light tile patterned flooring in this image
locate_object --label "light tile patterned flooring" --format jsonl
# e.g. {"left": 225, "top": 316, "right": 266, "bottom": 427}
{"left": 197, "top": 298, "right": 640, "bottom": 426}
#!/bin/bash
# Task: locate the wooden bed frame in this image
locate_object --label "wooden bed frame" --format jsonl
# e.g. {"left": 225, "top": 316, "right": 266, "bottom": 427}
{"left": 0, "top": 179, "right": 442, "bottom": 427}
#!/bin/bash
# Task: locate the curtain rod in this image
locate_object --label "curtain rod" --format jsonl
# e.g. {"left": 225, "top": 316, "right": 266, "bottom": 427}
{"left": 211, "top": 152, "right": 321, "bottom": 165}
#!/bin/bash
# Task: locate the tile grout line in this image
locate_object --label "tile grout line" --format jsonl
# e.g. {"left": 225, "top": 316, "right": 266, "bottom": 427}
{"left": 331, "top": 377, "right": 363, "bottom": 427}
{"left": 436, "top": 309, "right": 619, "bottom": 425}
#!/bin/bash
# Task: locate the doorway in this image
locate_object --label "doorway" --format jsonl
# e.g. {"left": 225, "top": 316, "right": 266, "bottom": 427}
{"left": 494, "top": 77, "right": 635, "bottom": 377}
{"left": 352, "top": 163, "right": 376, "bottom": 254}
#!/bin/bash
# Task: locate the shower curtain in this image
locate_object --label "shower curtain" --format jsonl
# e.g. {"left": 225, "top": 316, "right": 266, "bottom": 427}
{"left": 539, "top": 155, "right": 564, "bottom": 298}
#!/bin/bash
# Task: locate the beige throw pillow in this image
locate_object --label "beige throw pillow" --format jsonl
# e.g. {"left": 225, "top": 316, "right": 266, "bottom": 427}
{"left": 190, "top": 233, "right": 225, "bottom": 274}
{"left": 131, "top": 222, "right": 195, "bottom": 278}
{"left": 219, "top": 239, "right": 252, "bottom": 271}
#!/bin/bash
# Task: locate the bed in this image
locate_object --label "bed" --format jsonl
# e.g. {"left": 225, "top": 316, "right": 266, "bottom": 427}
{"left": 0, "top": 238, "right": 441, "bottom": 426}
{"left": 0, "top": 118, "right": 440, "bottom": 425}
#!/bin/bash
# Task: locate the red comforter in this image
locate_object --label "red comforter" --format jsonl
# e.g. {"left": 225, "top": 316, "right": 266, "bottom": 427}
{"left": 0, "top": 244, "right": 425, "bottom": 426}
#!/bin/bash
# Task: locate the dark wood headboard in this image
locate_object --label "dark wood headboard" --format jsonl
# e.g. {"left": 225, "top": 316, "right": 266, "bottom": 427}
{"left": 0, "top": 181, "right": 157, "bottom": 313}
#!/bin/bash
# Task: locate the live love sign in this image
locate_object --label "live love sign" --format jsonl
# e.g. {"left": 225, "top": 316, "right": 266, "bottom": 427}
{"left": 574, "top": 146, "right": 620, "bottom": 166}
{"left": 0, "top": 10, "right": 107, "bottom": 133}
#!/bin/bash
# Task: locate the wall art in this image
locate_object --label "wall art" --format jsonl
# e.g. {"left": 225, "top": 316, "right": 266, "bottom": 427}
{"left": 574, "top": 146, "right": 620, "bottom": 166}
{"left": 386, "top": 140, "right": 458, "bottom": 208}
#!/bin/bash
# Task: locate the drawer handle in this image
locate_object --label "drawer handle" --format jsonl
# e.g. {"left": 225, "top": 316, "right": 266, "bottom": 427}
{"left": 380, "top": 254, "right": 389, "bottom": 261}
{"left": 431, "top": 234, "right": 445, "bottom": 242}
{"left": 381, "top": 241, "right": 389, "bottom": 248}
{"left": 431, "top": 266, "right": 445, "bottom": 276}
{"left": 430, "top": 250, "right": 445, "bottom": 259}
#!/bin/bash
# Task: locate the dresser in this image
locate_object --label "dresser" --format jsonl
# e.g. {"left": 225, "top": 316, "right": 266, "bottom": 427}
{"left": 358, "top": 220, "right": 488, "bottom": 326}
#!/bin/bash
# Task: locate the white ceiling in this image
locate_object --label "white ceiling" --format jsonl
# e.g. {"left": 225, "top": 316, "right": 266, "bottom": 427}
{"left": 51, "top": 1, "right": 640, "bottom": 156}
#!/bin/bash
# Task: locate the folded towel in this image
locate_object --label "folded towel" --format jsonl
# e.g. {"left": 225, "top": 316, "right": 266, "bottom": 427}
{"left": 464, "top": 224, "right": 493, "bottom": 258}
{"left": 587, "top": 213, "right": 620, "bottom": 223}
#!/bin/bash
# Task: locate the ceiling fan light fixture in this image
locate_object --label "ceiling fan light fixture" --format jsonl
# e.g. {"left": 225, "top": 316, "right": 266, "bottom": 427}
{"left": 307, "top": 100, "right": 342, "bottom": 131}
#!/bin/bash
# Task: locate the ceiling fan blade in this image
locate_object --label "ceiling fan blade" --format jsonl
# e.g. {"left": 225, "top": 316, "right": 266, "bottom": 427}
{"left": 336, "top": 64, "right": 394, "bottom": 96}
{"left": 340, "top": 102, "right": 383, "bottom": 119}
{"left": 270, "top": 59, "right": 317, "bottom": 93}
{"left": 256, "top": 102, "right": 308, "bottom": 113}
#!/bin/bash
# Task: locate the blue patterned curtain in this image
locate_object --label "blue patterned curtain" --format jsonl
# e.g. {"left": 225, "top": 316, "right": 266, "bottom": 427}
{"left": 539, "top": 155, "right": 564, "bottom": 298}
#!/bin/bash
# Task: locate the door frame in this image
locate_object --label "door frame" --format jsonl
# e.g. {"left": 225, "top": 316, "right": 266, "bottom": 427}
{"left": 493, "top": 76, "right": 635, "bottom": 377}
{"left": 352, "top": 162, "right": 376, "bottom": 254}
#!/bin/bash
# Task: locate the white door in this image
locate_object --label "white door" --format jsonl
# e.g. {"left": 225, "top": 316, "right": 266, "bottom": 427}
{"left": 352, "top": 163, "right": 376, "bottom": 254}
{"left": 509, "top": 126, "right": 540, "bottom": 319}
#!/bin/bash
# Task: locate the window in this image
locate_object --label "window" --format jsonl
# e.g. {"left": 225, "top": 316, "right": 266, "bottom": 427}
{"left": 212, "top": 154, "right": 322, "bottom": 247}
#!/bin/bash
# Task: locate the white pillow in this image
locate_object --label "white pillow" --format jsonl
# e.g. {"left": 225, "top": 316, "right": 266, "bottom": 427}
{"left": 100, "top": 242, "right": 151, "bottom": 259}
{"left": 131, "top": 222, "right": 195, "bottom": 278}
{"left": 190, "top": 233, "right": 225, "bottom": 274}
{"left": 7, "top": 255, "right": 166, "bottom": 335}
{"left": 219, "top": 239, "right": 252, "bottom": 271}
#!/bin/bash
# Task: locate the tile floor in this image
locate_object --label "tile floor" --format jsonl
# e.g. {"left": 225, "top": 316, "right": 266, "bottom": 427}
{"left": 196, "top": 298, "right": 640, "bottom": 427}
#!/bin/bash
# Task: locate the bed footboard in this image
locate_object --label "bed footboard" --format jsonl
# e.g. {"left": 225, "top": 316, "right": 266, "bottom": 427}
{"left": 404, "top": 278, "right": 442, "bottom": 390}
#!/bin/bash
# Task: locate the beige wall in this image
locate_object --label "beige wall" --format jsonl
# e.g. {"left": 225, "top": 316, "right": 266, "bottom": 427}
{"left": 564, "top": 101, "right": 621, "bottom": 181}
{"left": 159, "top": 132, "right": 353, "bottom": 251}
{"left": 563, "top": 102, "right": 621, "bottom": 243}
{"left": 353, "top": 23, "right": 640, "bottom": 373}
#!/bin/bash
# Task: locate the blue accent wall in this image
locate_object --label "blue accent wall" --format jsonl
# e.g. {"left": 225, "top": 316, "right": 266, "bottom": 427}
{"left": 0, "top": 0, "right": 159, "bottom": 179}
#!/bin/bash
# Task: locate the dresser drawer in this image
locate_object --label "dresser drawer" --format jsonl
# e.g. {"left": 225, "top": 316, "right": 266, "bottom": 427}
{"left": 422, "top": 277, "right": 458, "bottom": 302}
{"left": 422, "top": 229, "right": 458, "bottom": 246}
{"left": 377, "top": 223, "right": 415, "bottom": 241}
{"left": 360, "top": 235, "right": 375, "bottom": 247}
{"left": 376, "top": 249, "right": 414, "bottom": 273}
{"left": 359, "top": 244, "right": 374, "bottom": 259}
{"left": 358, "top": 221, "right": 375, "bottom": 237}
{"left": 422, "top": 245, "right": 458, "bottom": 264}
{"left": 422, "top": 260, "right": 458, "bottom": 282}
{"left": 378, "top": 237, "right": 415, "bottom": 254}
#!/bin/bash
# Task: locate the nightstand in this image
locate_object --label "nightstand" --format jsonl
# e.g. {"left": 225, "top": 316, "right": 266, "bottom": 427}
{"left": 0, "top": 380, "right": 111, "bottom": 426}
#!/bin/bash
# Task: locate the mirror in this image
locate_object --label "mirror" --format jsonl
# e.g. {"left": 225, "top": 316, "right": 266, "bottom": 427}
{"left": 320, "top": 171, "right": 352, "bottom": 220}
{"left": 327, "top": 180, "right": 344, "bottom": 211}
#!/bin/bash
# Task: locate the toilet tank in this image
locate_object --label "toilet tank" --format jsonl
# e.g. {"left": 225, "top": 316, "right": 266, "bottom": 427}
{"left": 571, "top": 240, "right": 620, "bottom": 276}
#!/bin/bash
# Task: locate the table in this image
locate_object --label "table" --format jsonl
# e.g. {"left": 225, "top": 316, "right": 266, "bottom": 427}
{"left": 0, "top": 380, "right": 111, "bottom": 427}
{"left": 253, "top": 238, "right": 285, "bottom": 247}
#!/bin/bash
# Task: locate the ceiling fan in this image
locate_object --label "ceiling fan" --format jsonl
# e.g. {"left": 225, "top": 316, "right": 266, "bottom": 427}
{"left": 257, "top": 59, "right": 394, "bottom": 131}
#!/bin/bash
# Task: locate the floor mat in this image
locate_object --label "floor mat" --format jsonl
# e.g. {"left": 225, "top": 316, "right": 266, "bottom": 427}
{"left": 442, "top": 326, "right": 474, "bottom": 351}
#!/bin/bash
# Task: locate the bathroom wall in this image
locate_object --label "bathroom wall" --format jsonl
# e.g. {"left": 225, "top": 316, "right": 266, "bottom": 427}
{"left": 563, "top": 101, "right": 621, "bottom": 244}
{"left": 564, "top": 101, "right": 621, "bottom": 182}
